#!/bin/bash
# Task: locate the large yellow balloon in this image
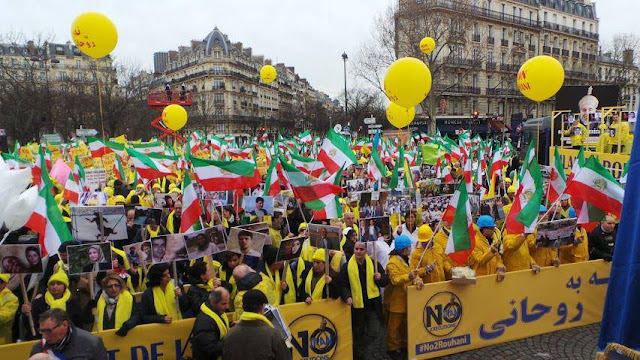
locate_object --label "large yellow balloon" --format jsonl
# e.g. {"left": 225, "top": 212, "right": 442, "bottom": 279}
{"left": 260, "top": 65, "right": 277, "bottom": 84}
{"left": 517, "top": 55, "right": 565, "bottom": 102}
{"left": 386, "top": 103, "right": 416, "bottom": 129}
{"left": 71, "top": 12, "right": 118, "bottom": 59}
{"left": 384, "top": 57, "right": 432, "bottom": 109}
{"left": 162, "top": 104, "right": 188, "bottom": 131}
{"left": 419, "top": 37, "right": 436, "bottom": 54}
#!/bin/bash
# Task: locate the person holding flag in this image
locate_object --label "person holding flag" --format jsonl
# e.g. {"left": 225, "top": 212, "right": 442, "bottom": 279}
{"left": 469, "top": 215, "right": 506, "bottom": 280}
{"left": 409, "top": 225, "right": 446, "bottom": 284}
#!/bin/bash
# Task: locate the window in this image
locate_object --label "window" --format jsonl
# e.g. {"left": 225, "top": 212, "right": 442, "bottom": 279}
{"left": 530, "top": 11, "right": 534, "bottom": 21}
{"left": 513, "top": 6, "right": 516, "bottom": 17}
{"left": 214, "top": 51, "right": 221, "bottom": 58}
{"left": 213, "top": 80, "right": 225, "bottom": 89}
{"left": 488, "top": 25, "right": 493, "bottom": 38}
{"left": 573, "top": 19, "right": 576, "bottom": 28}
{"left": 76, "top": 72, "right": 83, "bottom": 81}
{"left": 487, "top": 100, "right": 492, "bottom": 114}
{"left": 214, "top": 93, "right": 224, "bottom": 104}
{"left": 552, "top": 14, "right": 557, "bottom": 24}
{"left": 582, "top": 21, "right": 585, "bottom": 30}
{"left": 57, "top": 72, "right": 68, "bottom": 81}
{"left": 487, "top": 75, "right": 492, "bottom": 88}
{"left": 544, "top": 12, "right": 548, "bottom": 22}
{"left": 76, "top": 60, "right": 81, "bottom": 69}
{"left": 553, "top": 37, "right": 558, "bottom": 47}
{"left": 501, "top": 4, "right": 505, "bottom": 14}
{"left": 473, "top": 23, "right": 479, "bottom": 36}
{"left": 501, "top": 52, "right": 507, "bottom": 64}
{"left": 502, "top": 28, "right": 507, "bottom": 40}
{"left": 215, "top": 109, "right": 224, "bottom": 116}
{"left": 472, "top": 74, "right": 478, "bottom": 88}
{"left": 589, "top": 24, "right": 593, "bottom": 33}
{"left": 488, "top": 51, "right": 494, "bottom": 63}
{"left": 563, "top": 16, "right": 566, "bottom": 26}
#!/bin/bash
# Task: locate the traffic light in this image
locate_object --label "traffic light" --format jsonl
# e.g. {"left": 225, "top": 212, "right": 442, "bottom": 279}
{"left": 473, "top": 110, "right": 479, "bottom": 119}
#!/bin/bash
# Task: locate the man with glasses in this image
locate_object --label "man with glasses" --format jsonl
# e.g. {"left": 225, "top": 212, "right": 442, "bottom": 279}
{"left": 29, "top": 308, "right": 107, "bottom": 359}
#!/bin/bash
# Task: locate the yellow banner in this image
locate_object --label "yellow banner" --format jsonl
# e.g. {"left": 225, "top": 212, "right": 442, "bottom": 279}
{"left": 79, "top": 155, "right": 94, "bottom": 169}
{"left": 408, "top": 260, "right": 611, "bottom": 359}
{"left": 0, "top": 297, "right": 351, "bottom": 360}
{"left": 551, "top": 146, "right": 629, "bottom": 180}
{"left": 102, "top": 153, "right": 116, "bottom": 178}
{"left": 18, "top": 147, "right": 35, "bottom": 162}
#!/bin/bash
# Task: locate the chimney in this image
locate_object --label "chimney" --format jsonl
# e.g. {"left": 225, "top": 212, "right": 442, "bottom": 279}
{"left": 623, "top": 49, "right": 634, "bottom": 65}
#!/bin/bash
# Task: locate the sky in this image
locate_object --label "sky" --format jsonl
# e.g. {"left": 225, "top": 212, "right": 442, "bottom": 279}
{"left": 0, "top": 0, "right": 637, "bottom": 99}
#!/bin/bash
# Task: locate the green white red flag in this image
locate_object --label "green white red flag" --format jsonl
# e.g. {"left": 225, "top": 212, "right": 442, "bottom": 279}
{"left": 290, "top": 153, "right": 324, "bottom": 178}
{"left": 318, "top": 129, "right": 357, "bottom": 174}
{"left": 279, "top": 156, "right": 343, "bottom": 211}
{"left": 87, "top": 136, "right": 125, "bottom": 158}
{"left": 312, "top": 165, "right": 344, "bottom": 220}
{"left": 547, "top": 146, "right": 567, "bottom": 205}
{"left": 127, "top": 147, "right": 176, "bottom": 180}
{"left": 191, "top": 156, "right": 261, "bottom": 191}
{"left": 263, "top": 157, "right": 281, "bottom": 196}
{"left": 180, "top": 174, "right": 203, "bottom": 234}
{"left": 445, "top": 181, "right": 476, "bottom": 266}
{"left": 25, "top": 184, "right": 74, "bottom": 256}
{"left": 506, "top": 155, "right": 544, "bottom": 234}
{"left": 566, "top": 156, "right": 624, "bottom": 218}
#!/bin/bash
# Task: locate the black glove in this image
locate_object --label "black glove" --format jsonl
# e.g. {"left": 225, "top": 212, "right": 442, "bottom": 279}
{"left": 115, "top": 327, "right": 129, "bottom": 337}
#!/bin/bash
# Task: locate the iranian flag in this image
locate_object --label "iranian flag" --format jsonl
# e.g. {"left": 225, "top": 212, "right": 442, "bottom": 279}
{"left": 62, "top": 171, "right": 80, "bottom": 204}
{"left": 127, "top": 147, "right": 176, "bottom": 180}
{"left": 113, "top": 155, "right": 127, "bottom": 182}
{"left": 506, "top": 156, "right": 544, "bottom": 234}
{"left": 227, "top": 147, "right": 254, "bottom": 159}
{"left": 547, "top": 146, "right": 567, "bottom": 205}
{"left": 180, "top": 174, "right": 203, "bottom": 234}
{"left": 463, "top": 157, "right": 473, "bottom": 195}
{"left": 312, "top": 165, "right": 344, "bottom": 220}
{"left": 445, "top": 181, "right": 476, "bottom": 266}
{"left": 489, "top": 147, "right": 506, "bottom": 180}
{"left": 1, "top": 153, "right": 31, "bottom": 169}
{"left": 87, "top": 136, "right": 125, "bottom": 158}
{"left": 191, "top": 156, "right": 261, "bottom": 191}
{"left": 566, "top": 157, "right": 624, "bottom": 218}
{"left": 263, "top": 159, "right": 281, "bottom": 196}
{"left": 25, "top": 184, "right": 74, "bottom": 256}
{"left": 298, "top": 130, "right": 312, "bottom": 144}
{"left": 567, "top": 146, "right": 585, "bottom": 185}
{"left": 279, "top": 156, "right": 343, "bottom": 211}
{"left": 209, "top": 135, "right": 225, "bottom": 152}
{"left": 368, "top": 131, "right": 387, "bottom": 181}
{"left": 620, "top": 161, "right": 629, "bottom": 185}
{"left": 130, "top": 141, "right": 164, "bottom": 155}
{"left": 317, "top": 129, "right": 357, "bottom": 174}
{"left": 290, "top": 153, "right": 324, "bottom": 178}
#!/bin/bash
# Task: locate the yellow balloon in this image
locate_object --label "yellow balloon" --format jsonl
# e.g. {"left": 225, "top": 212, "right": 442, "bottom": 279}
{"left": 517, "top": 55, "right": 565, "bottom": 102}
{"left": 419, "top": 37, "right": 436, "bottom": 54}
{"left": 384, "top": 57, "right": 432, "bottom": 109}
{"left": 162, "top": 104, "right": 188, "bottom": 131}
{"left": 386, "top": 103, "right": 416, "bottom": 129}
{"left": 71, "top": 12, "right": 118, "bottom": 59}
{"left": 260, "top": 65, "right": 277, "bottom": 84}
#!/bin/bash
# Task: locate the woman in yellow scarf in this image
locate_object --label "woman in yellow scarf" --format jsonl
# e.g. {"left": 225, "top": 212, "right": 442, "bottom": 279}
{"left": 20, "top": 271, "right": 86, "bottom": 339}
{"left": 139, "top": 264, "right": 184, "bottom": 324}
{"left": 186, "top": 261, "right": 221, "bottom": 315}
{"left": 93, "top": 274, "right": 137, "bottom": 335}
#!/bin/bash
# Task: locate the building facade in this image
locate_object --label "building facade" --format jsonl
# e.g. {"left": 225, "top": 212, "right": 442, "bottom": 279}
{"left": 151, "top": 27, "right": 340, "bottom": 137}
{"left": 396, "top": 0, "right": 638, "bottom": 134}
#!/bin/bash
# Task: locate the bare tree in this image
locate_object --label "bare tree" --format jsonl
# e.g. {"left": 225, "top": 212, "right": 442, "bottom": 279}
{"left": 339, "top": 87, "right": 386, "bottom": 135}
{"left": 354, "top": 0, "right": 486, "bottom": 131}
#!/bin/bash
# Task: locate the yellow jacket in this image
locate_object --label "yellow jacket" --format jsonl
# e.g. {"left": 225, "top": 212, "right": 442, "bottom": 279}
{"left": 269, "top": 228, "right": 283, "bottom": 247}
{"left": 385, "top": 255, "right": 412, "bottom": 314}
{"left": 469, "top": 229, "right": 504, "bottom": 276}
{"left": 559, "top": 227, "right": 589, "bottom": 264}
{"left": 528, "top": 231, "right": 558, "bottom": 266}
{"left": 433, "top": 228, "right": 456, "bottom": 275}
{"left": 233, "top": 273, "right": 276, "bottom": 319}
{"left": 608, "top": 121, "right": 629, "bottom": 145}
{"left": 0, "top": 288, "right": 18, "bottom": 345}
{"left": 501, "top": 233, "right": 536, "bottom": 272}
{"left": 409, "top": 244, "right": 446, "bottom": 283}
{"left": 597, "top": 122, "right": 610, "bottom": 152}
{"left": 564, "top": 123, "right": 588, "bottom": 146}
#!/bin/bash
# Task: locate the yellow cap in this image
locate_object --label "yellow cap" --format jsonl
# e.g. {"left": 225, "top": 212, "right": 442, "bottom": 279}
{"left": 136, "top": 184, "right": 145, "bottom": 189}
{"left": 152, "top": 184, "right": 161, "bottom": 190}
{"left": 168, "top": 183, "right": 177, "bottom": 190}
{"left": 114, "top": 195, "right": 126, "bottom": 204}
{"left": 298, "top": 223, "right": 308, "bottom": 231}
{"left": 0, "top": 274, "right": 9, "bottom": 283}
{"left": 418, "top": 224, "right": 434, "bottom": 242}
{"left": 48, "top": 270, "right": 69, "bottom": 288}
{"left": 107, "top": 180, "right": 115, "bottom": 188}
{"left": 505, "top": 177, "right": 512, "bottom": 184}
{"left": 507, "top": 185, "right": 516, "bottom": 194}
{"left": 103, "top": 187, "right": 114, "bottom": 197}
{"left": 312, "top": 249, "right": 326, "bottom": 262}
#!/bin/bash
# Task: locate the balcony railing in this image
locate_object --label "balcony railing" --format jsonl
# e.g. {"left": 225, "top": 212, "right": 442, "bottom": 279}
{"left": 562, "top": 49, "right": 570, "bottom": 56}
{"left": 472, "top": 34, "right": 481, "bottom": 42}
{"left": 487, "top": 37, "right": 495, "bottom": 45}
{"left": 528, "top": 44, "right": 536, "bottom": 52}
{"left": 572, "top": 51, "right": 580, "bottom": 58}
{"left": 486, "top": 88, "right": 521, "bottom": 96}
{"left": 552, "top": 48, "right": 560, "bottom": 55}
{"left": 501, "top": 39, "right": 509, "bottom": 47}
{"left": 500, "top": 63, "right": 520, "bottom": 72}
{"left": 435, "top": 84, "right": 481, "bottom": 94}
{"left": 543, "top": 46, "right": 551, "bottom": 54}
{"left": 486, "top": 62, "right": 497, "bottom": 70}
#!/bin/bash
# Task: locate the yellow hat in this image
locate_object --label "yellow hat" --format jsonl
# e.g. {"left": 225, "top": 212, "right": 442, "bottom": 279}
{"left": 168, "top": 183, "right": 177, "bottom": 190}
{"left": 107, "top": 180, "right": 115, "bottom": 188}
{"left": 418, "top": 224, "right": 434, "bottom": 242}
{"left": 48, "top": 270, "right": 69, "bottom": 288}
{"left": 0, "top": 274, "right": 9, "bottom": 283}
{"left": 507, "top": 185, "right": 516, "bottom": 194}
{"left": 298, "top": 223, "right": 308, "bottom": 231}
{"left": 114, "top": 195, "right": 126, "bottom": 204}
{"left": 505, "top": 177, "right": 512, "bottom": 184}
{"left": 169, "top": 187, "right": 182, "bottom": 194}
{"left": 103, "top": 186, "right": 114, "bottom": 197}
{"left": 136, "top": 184, "right": 145, "bottom": 189}
{"left": 312, "top": 249, "right": 326, "bottom": 262}
{"left": 152, "top": 184, "right": 161, "bottom": 190}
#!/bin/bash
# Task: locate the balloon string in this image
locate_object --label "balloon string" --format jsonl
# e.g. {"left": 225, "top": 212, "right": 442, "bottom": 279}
{"left": 96, "top": 59, "right": 105, "bottom": 141}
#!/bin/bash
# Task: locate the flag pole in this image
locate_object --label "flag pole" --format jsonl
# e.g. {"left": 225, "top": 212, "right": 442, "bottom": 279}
{"left": 20, "top": 275, "right": 36, "bottom": 337}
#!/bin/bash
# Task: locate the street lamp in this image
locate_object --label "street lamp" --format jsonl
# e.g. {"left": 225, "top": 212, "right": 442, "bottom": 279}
{"left": 341, "top": 52, "right": 348, "bottom": 129}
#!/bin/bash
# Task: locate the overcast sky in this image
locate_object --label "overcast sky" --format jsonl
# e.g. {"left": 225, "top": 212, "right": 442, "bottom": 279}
{"left": 0, "top": 0, "right": 637, "bottom": 98}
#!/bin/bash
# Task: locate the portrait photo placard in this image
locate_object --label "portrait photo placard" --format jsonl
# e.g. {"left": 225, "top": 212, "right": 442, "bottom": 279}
{"left": 123, "top": 241, "right": 152, "bottom": 267}
{"left": 276, "top": 236, "right": 305, "bottom": 262}
{"left": 308, "top": 224, "right": 341, "bottom": 250}
{"left": 536, "top": 218, "right": 578, "bottom": 248}
{"left": 133, "top": 206, "right": 163, "bottom": 227}
{"left": 185, "top": 226, "right": 227, "bottom": 260}
{"left": 0, "top": 244, "right": 43, "bottom": 274}
{"left": 67, "top": 243, "right": 113, "bottom": 275}
{"left": 359, "top": 216, "right": 391, "bottom": 242}
{"left": 226, "top": 228, "right": 267, "bottom": 258}
{"left": 243, "top": 196, "right": 274, "bottom": 218}
{"left": 150, "top": 235, "right": 188, "bottom": 264}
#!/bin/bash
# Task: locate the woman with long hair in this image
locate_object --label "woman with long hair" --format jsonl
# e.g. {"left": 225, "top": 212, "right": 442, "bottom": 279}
{"left": 82, "top": 245, "right": 110, "bottom": 273}
{"left": 139, "top": 264, "right": 184, "bottom": 324}
{"left": 393, "top": 210, "right": 419, "bottom": 249}
{"left": 25, "top": 246, "right": 42, "bottom": 272}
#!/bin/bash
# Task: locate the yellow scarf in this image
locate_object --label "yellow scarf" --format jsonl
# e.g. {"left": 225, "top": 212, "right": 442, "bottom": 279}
{"left": 347, "top": 255, "right": 380, "bottom": 309}
{"left": 55, "top": 260, "right": 68, "bottom": 273}
{"left": 45, "top": 289, "right": 71, "bottom": 311}
{"left": 239, "top": 311, "right": 274, "bottom": 328}
{"left": 146, "top": 225, "right": 160, "bottom": 239}
{"left": 295, "top": 259, "right": 306, "bottom": 288}
{"left": 305, "top": 270, "right": 326, "bottom": 300}
{"left": 196, "top": 279, "right": 214, "bottom": 293}
{"left": 152, "top": 283, "right": 182, "bottom": 320}
{"left": 166, "top": 210, "right": 176, "bottom": 234}
{"left": 199, "top": 303, "right": 229, "bottom": 338}
{"left": 266, "top": 266, "right": 296, "bottom": 305}
{"left": 94, "top": 290, "right": 133, "bottom": 332}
